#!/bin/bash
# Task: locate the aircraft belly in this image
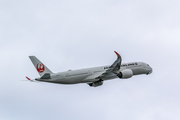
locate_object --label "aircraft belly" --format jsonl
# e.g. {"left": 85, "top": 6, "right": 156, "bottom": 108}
{"left": 55, "top": 75, "right": 88, "bottom": 84}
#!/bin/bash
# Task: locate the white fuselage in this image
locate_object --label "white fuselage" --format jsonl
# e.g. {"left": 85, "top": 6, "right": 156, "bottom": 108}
{"left": 35, "top": 62, "right": 152, "bottom": 84}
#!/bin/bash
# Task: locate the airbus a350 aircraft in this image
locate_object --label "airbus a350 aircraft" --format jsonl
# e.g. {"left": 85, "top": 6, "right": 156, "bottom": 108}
{"left": 26, "top": 51, "right": 152, "bottom": 87}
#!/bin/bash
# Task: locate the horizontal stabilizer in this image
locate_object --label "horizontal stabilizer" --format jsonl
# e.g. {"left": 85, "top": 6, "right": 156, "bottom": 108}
{"left": 25, "top": 76, "right": 34, "bottom": 82}
{"left": 40, "top": 73, "right": 51, "bottom": 79}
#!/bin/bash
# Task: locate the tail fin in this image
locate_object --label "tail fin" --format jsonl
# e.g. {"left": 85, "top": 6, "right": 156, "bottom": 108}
{"left": 29, "top": 56, "right": 53, "bottom": 76}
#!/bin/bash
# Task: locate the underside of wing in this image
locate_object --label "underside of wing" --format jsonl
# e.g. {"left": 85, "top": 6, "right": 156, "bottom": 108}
{"left": 84, "top": 71, "right": 105, "bottom": 82}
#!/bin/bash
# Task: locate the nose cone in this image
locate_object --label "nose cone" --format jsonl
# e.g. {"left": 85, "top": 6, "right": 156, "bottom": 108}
{"left": 147, "top": 66, "right": 153, "bottom": 74}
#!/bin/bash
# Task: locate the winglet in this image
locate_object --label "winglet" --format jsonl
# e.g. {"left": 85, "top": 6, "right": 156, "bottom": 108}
{"left": 26, "top": 76, "right": 33, "bottom": 82}
{"left": 114, "top": 51, "right": 121, "bottom": 58}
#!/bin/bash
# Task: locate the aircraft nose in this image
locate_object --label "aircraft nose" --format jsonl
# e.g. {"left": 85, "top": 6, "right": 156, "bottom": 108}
{"left": 148, "top": 66, "right": 153, "bottom": 74}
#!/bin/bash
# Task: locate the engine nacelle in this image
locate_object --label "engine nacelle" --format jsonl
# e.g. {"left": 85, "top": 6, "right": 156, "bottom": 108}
{"left": 88, "top": 80, "right": 103, "bottom": 87}
{"left": 117, "top": 69, "right": 133, "bottom": 79}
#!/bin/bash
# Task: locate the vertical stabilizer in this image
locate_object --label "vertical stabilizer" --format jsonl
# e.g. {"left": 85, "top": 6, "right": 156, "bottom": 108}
{"left": 29, "top": 56, "right": 53, "bottom": 76}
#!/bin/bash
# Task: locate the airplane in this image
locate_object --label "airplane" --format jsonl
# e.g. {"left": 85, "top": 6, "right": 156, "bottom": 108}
{"left": 26, "top": 51, "right": 152, "bottom": 87}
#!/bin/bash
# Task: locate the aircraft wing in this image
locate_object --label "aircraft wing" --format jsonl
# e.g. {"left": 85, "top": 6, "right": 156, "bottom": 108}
{"left": 84, "top": 71, "right": 105, "bottom": 81}
{"left": 98, "top": 51, "right": 122, "bottom": 78}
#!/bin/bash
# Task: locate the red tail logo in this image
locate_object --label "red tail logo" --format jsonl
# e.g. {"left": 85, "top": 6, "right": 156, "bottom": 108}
{"left": 36, "top": 63, "right": 45, "bottom": 73}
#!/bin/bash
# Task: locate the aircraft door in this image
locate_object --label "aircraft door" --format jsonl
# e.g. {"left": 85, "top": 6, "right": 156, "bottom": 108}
{"left": 61, "top": 73, "right": 65, "bottom": 80}
{"left": 88, "top": 70, "right": 92, "bottom": 75}
{"left": 56, "top": 74, "right": 65, "bottom": 80}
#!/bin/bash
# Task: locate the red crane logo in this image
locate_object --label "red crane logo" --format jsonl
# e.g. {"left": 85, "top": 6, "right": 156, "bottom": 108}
{"left": 36, "top": 63, "right": 45, "bottom": 73}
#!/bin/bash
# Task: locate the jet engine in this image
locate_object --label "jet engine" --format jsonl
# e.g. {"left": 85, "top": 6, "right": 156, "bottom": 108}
{"left": 117, "top": 69, "right": 133, "bottom": 79}
{"left": 88, "top": 80, "right": 103, "bottom": 87}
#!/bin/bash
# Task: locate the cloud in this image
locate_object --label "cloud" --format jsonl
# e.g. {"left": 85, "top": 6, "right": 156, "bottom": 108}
{"left": 0, "top": 0, "right": 180, "bottom": 120}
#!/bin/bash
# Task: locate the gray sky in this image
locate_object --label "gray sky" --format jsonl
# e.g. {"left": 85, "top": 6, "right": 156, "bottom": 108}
{"left": 0, "top": 0, "right": 180, "bottom": 120}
